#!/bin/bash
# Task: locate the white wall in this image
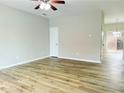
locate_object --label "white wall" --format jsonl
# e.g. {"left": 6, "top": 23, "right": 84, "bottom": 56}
{"left": 0, "top": 4, "right": 49, "bottom": 69}
{"left": 50, "top": 10, "right": 102, "bottom": 63}
{"left": 103, "top": 23, "right": 124, "bottom": 31}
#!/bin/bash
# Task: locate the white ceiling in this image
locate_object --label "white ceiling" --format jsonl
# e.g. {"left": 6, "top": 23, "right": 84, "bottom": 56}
{"left": 0, "top": 0, "right": 124, "bottom": 23}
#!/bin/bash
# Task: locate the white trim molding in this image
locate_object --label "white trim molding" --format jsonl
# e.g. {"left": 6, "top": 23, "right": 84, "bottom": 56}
{"left": 59, "top": 56, "right": 101, "bottom": 63}
{"left": 0, "top": 56, "right": 101, "bottom": 70}
{"left": 0, "top": 56, "right": 49, "bottom": 70}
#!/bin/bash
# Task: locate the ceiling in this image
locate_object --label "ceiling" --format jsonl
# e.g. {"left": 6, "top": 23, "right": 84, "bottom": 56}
{"left": 0, "top": 0, "right": 124, "bottom": 23}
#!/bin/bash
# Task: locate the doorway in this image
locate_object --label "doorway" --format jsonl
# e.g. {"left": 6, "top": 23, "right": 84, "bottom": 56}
{"left": 50, "top": 27, "right": 59, "bottom": 57}
{"left": 103, "top": 31, "right": 123, "bottom": 61}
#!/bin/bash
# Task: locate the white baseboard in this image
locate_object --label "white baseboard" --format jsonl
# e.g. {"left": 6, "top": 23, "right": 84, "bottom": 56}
{"left": 59, "top": 56, "right": 101, "bottom": 63}
{"left": 0, "top": 56, "right": 101, "bottom": 70}
{"left": 0, "top": 56, "right": 49, "bottom": 70}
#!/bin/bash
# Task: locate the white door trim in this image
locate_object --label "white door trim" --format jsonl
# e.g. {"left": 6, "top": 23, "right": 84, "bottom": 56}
{"left": 50, "top": 27, "right": 59, "bottom": 57}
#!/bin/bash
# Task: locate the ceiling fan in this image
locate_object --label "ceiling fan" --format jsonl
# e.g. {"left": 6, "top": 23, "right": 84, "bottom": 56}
{"left": 32, "top": 0, "right": 65, "bottom": 11}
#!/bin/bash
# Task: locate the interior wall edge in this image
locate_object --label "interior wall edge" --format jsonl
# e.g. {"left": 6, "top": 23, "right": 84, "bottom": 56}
{"left": 0, "top": 4, "right": 49, "bottom": 69}
{"left": 0, "top": 56, "right": 49, "bottom": 70}
{"left": 59, "top": 56, "right": 101, "bottom": 63}
{"left": 0, "top": 55, "right": 101, "bottom": 70}
{"left": 0, "top": 3, "right": 48, "bottom": 19}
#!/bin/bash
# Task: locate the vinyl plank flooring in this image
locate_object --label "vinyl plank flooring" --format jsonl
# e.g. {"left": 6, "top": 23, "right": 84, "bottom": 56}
{"left": 0, "top": 57, "right": 124, "bottom": 93}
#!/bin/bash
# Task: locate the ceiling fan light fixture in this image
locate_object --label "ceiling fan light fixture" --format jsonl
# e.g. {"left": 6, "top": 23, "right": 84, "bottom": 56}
{"left": 44, "top": 3, "right": 51, "bottom": 10}
{"left": 40, "top": 2, "right": 51, "bottom": 10}
{"left": 40, "top": 2, "right": 46, "bottom": 9}
{"left": 33, "top": 0, "right": 65, "bottom": 11}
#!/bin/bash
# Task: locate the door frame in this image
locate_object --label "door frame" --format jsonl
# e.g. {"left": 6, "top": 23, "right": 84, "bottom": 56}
{"left": 50, "top": 27, "right": 59, "bottom": 57}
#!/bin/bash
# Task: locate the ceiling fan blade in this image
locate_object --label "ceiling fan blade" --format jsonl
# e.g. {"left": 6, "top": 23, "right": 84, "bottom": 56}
{"left": 34, "top": 5, "right": 40, "bottom": 9}
{"left": 50, "top": 4, "right": 57, "bottom": 11}
{"left": 52, "top": 0, "right": 65, "bottom": 4}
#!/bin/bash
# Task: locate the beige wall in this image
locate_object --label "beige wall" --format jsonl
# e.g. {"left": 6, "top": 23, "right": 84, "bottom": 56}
{"left": 0, "top": 4, "right": 49, "bottom": 69}
{"left": 50, "top": 10, "right": 102, "bottom": 63}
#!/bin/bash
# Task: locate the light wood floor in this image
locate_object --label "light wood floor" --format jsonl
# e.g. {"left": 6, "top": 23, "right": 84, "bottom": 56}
{"left": 0, "top": 56, "right": 124, "bottom": 93}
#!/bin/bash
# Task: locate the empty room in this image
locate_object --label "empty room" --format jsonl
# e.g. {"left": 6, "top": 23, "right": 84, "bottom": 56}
{"left": 0, "top": 0, "right": 123, "bottom": 93}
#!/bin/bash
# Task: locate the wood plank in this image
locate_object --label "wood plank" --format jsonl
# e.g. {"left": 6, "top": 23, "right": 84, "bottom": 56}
{"left": 0, "top": 57, "right": 124, "bottom": 93}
